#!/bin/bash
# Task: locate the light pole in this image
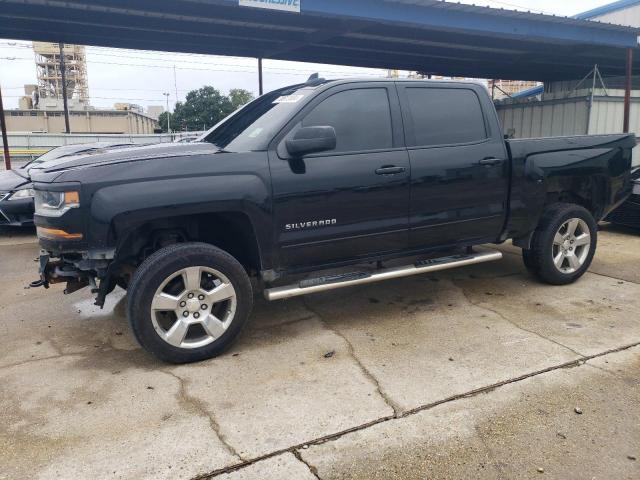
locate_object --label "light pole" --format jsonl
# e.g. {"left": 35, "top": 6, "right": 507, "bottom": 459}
{"left": 0, "top": 81, "right": 11, "bottom": 170}
{"left": 163, "top": 92, "right": 171, "bottom": 135}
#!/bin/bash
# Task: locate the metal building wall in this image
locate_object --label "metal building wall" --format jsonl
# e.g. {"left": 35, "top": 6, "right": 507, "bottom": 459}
{"left": 588, "top": 98, "right": 640, "bottom": 135}
{"left": 496, "top": 99, "right": 589, "bottom": 138}
{"left": 496, "top": 95, "right": 640, "bottom": 164}
{"left": 587, "top": 4, "right": 640, "bottom": 28}
{"left": 0, "top": 133, "right": 173, "bottom": 161}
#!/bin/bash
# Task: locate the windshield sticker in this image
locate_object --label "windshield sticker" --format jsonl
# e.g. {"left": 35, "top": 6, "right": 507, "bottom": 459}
{"left": 273, "top": 94, "right": 305, "bottom": 104}
{"left": 248, "top": 128, "right": 264, "bottom": 138}
{"left": 239, "top": 0, "right": 300, "bottom": 13}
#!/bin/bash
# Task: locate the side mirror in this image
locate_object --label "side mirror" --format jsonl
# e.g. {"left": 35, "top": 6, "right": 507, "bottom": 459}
{"left": 286, "top": 126, "right": 336, "bottom": 157}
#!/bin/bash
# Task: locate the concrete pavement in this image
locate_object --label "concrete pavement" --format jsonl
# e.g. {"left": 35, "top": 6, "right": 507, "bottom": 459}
{"left": 0, "top": 226, "right": 639, "bottom": 479}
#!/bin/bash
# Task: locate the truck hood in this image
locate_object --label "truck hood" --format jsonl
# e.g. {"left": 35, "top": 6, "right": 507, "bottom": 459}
{"left": 36, "top": 142, "right": 221, "bottom": 174}
{"left": 0, "top": 169, "right": 30, "bottom": 192}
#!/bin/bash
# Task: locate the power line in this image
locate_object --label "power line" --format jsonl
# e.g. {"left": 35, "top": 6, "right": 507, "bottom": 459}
{"left": 0, "top": 41, "right": 385, "bottom": 76}
{"left": 2, "top": 94, "right": 182, "bottom": 101}
{"left": 0, "top": 55, "right": 383, "bottom": 77}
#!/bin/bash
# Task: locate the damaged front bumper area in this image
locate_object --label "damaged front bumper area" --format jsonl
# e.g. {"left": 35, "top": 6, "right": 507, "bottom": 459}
{"left": 34, "top": 250, "right": 117, "bottom": 307}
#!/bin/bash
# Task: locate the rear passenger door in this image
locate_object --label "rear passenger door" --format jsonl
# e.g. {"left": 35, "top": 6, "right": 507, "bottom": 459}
{"left": 397, "top": 83, "right": 510, "bottom": 249}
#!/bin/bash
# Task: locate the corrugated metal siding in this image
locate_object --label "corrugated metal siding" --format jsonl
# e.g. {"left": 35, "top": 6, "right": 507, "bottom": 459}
{"left": 588, "top": 99, "right": 640, "bottom": 135}
{"left": 496, "top": 99, "right": 589, "bottom": 138}
{"left": 497, "top": 97, "right": 640, "bottom": 165}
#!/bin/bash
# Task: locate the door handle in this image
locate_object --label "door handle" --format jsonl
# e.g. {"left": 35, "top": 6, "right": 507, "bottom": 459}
{"left": 477, "top": 157, "right": 504, "bottom": 167}
{"left": 375, "top": 165, "right": 406, "bottom": 175}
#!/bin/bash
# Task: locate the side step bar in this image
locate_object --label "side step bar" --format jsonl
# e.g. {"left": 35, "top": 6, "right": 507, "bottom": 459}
{"left": 264, "top": 249, "right": 503, "bottom": 301}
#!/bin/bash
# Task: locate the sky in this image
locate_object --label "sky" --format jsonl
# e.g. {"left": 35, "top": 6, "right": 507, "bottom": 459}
{"left": 0, "top": 0, "right": 616, "bottom": 111}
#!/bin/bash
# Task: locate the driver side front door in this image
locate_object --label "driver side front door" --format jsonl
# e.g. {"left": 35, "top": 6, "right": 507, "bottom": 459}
{"left": 269, "top": 84, "right": 411, "bottom": 269}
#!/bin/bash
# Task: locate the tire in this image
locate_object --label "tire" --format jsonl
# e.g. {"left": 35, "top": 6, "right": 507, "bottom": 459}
{"left": 521, "top": 248, "right": 539, "bottom": 274}
{"left": 127, "top": 242, "right": 253, "bottom": 363}
{"left": 522, "top": 203, "right": 597, "bottom": 285}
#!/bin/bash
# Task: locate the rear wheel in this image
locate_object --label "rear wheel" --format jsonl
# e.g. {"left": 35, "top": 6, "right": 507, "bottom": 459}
{"left": 522, "top": 203, "right": 597, "bottom": 285}
{"left": 127, "top": 242, "right": 253, "bottom": 363}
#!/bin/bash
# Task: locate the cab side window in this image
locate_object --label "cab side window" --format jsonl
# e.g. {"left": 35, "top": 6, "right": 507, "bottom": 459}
{"left": 405, "top": 88, "right": 487, "bottom": 147}
{"left": 302, "top": 88, "right": 393, "bottom": 154}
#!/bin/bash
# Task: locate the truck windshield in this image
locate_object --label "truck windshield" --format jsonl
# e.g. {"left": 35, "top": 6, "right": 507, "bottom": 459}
{"left": 199, "top": 85, "right": 315, "bottom": 152}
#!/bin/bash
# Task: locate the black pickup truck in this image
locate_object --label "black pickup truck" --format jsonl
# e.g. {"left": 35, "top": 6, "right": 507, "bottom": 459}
{"left": 30, "top": 78, "right": 636, "bottom": 363}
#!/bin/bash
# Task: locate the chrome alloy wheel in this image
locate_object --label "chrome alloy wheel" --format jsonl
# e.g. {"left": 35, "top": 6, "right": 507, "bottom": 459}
{"left": 150, "top": 266, "right": 237, "bottom": 349}
{"left": 552, "top": 218, "right": 591, "bottom": 274}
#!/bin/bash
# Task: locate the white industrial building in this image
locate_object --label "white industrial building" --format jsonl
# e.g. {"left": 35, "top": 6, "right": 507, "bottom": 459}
{"left": 496, "top": 0, "right": 640, "bottom": 163}
{"left": 576, "top": 0, "right": 640, "bottom": 27}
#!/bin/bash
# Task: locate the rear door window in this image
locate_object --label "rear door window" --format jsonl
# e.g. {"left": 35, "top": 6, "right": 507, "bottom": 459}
{"left": 404, "top": 88, "right": 487, "bottom": 147}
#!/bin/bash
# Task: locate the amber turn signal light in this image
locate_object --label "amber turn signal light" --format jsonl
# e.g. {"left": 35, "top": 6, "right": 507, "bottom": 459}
{"left": 37, "top": 227, "right": 83, "bottom": 240}
{"left": 64, "top": 191, "right": 80, "bottom": 206}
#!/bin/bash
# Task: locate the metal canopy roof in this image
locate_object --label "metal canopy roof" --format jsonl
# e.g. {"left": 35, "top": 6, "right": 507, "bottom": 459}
{"left": 1, "top": 0, "right": 639, "bottom": 81}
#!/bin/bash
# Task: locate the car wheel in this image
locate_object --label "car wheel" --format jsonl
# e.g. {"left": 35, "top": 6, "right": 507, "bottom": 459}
{"left": 522, "top": 203, "right": 597, "bottom": 285}
{"left": 127, "top": 242, "right": 253, "bottom": 363}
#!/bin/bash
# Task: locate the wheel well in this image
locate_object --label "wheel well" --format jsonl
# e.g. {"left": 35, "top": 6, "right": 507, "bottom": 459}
{"left": 115, "top": 212, "right": 262, "bottom": 275}
{"left": 544, "top": 176, "right": 606, "bottom": 220}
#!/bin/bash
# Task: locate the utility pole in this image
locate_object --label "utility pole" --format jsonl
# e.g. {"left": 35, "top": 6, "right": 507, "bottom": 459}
{"left": 163, "top": 92, "right": 171, "bottom": 135}
{"left": 59, "top": 43, "right": 71, "bottom": 133}
{"left": 0, "top": 82, "right": 11, "bottom": 170}
{"left": 173, "top": 65, "right": 179, "bottom": 103}
{"left": 258, "top": 58, "right": 263, "bottom": 96}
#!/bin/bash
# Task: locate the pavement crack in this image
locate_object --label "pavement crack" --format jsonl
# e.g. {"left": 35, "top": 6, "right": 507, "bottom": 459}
{"left": 293, "top": 450, "right": 323, "bottom": 480}
{"left": 584, "top": 362, "right": 627, "bottom": 380}
{"left": 301, "top": 297, "right": 402, "bottom": 417}
{"left": 587, "top": 270, "right": 640, "bottom": 286}
{"left": 0, "top": 353, "right": 65, "bottom": 370}
{"left": 163, "top": 370, "right": 245, "bottom": 462}
{"left": 253, "top": 314, "right": 316, "bottom": 331}
{"left": 198, "top": 342, "right": 640, "bottom": 479}
{"left": 451, "top": 279, "right": 586, "bottom": 358}
{"left": 47, "top": 337, "right": 65, "bottom": 357}
{"left": 501, "top": 247, "right": 640, "bottom": 286}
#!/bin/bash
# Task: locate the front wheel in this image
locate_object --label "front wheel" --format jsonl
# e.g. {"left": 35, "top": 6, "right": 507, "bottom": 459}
{"left": 522, "top": 203, "right": 597, "bottom": 285}
{"left": 127, "top": 243, "right": 253, "bottom": 363}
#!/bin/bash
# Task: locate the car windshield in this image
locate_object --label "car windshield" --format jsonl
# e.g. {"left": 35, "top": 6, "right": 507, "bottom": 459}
{"left": 199, "top": 84, "right": 316, "bottom": 152}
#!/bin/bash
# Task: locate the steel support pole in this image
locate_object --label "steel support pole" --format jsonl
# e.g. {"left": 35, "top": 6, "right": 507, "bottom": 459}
{"left": 624, "top": 48, "right": 633, "bottom": 133}
{"left": 587, "top": 65, "right": 597, "bottom": 134}
{"left": 258, "top": 58, "right": 264, "bottom": 96}
{"left": 59, "top": 43, "right": 71, "bottom": 133}
{"left": 0, "top": 82, "right": 10, "bottom": 170}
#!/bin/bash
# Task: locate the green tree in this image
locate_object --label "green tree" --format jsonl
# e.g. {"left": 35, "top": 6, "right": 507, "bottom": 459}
{"left": 158, "top": 87, "right": 254, "bottom": 133}
{"left": 228, "top": 88, "right": 254, "bottom": 110}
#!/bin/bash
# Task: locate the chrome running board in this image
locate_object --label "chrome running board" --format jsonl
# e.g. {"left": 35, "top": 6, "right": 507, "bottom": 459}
{"left": 264, "top": 249, "right": 503, "bottom": 301}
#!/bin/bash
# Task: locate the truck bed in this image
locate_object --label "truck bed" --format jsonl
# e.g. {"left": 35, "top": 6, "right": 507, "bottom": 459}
{"left": 504, "top": 133, "right": 636, "bottom": 242}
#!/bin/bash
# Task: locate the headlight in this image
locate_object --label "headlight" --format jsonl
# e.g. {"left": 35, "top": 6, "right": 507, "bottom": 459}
{"left": 7, "top": 187, "right": 35, "bottom": 201}
{"left": 34, "top": 190, "right": 80, "bottom": 217}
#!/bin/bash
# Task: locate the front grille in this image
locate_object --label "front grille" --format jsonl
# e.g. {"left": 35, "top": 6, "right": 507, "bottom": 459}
{"left": 0, "top": 192, "right": 8, "bottom": 201}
